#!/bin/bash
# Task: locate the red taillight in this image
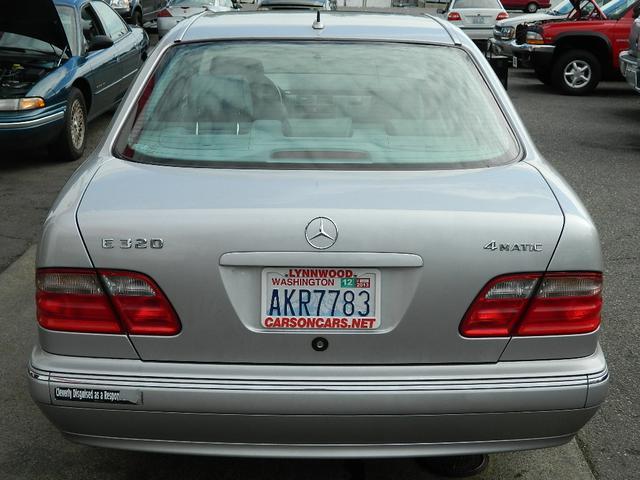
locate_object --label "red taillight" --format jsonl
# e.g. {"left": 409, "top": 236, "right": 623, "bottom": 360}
{"left": 447, "top": 12, "right": 462, "bottom": 21}
{"left": 496, "top": 12, "right": 509, "bottom": 20}
{"left": 36, "top": 270, "right": 122, "bottom": 333}
{"left": 460, "top": 272, "right": 602, "bottom": 337}
{"left": 36, "top": 269, "right": 181, "bottom": 336}
{"left": 459, "top": 274, "right": 539, "bottom": 337}
{"left": 515, "top": 273, "right": 602, "bottom": 336}
{"left": 99, "top": 270, "right": 181, "bottom": 335}
{"left": 157, "top": 8, "right": 172, "bottom": 17}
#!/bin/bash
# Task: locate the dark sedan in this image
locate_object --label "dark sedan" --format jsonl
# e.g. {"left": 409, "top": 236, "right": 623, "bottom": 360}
{"left": 105, "top": 0, "right": 168, "bottom": 28}
{"left": 0, "top": 0, "right": 148, "bottom": 161}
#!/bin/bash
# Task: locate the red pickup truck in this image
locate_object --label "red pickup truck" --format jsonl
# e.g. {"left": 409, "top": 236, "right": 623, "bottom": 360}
{"left": 502, "top": 0, "right": 640, "bottom": 94}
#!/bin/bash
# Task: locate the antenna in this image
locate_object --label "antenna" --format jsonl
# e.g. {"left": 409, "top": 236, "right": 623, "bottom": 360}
{"left": 312, "top": 10, "right": 324, "bottom": 30}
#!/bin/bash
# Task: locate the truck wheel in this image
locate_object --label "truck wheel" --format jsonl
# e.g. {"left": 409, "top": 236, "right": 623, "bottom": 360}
{"left": 525, "top": 2, "right": 538, "bottom": 12}
{"left": 551, "top": 50, "right": 601, "bottom": 95}
{"left": 49, "top": 87, "right": 87, "bottom": 162}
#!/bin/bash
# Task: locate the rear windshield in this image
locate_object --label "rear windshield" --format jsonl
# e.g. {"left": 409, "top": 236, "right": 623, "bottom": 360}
{"left": 114, "top": 41, "right": 520, "bottom": 169}
{"left": 170, "top": 0, "right": 214, "bottom": 6}
{"left": 452, "top": 0, "right": 501, "bottom": 8}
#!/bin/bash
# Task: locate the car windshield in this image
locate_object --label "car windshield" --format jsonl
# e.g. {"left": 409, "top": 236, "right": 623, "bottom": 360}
{"left": 56, "top": 6, "right": 77, "bottom": 55}
{"left": 115, "top": 41, "right": 519, "bottom": 169}
{"left": 551, "top": 0, "right": 576, "bottom": 14}
{"left": 452, "top": 0, "right": 501, "bottom": 8}
{"left": 601, "top": 0, "right": 636, "bottom": 17}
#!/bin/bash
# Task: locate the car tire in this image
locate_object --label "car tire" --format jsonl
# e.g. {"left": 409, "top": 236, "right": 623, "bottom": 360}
{"left": 50, "top": 87, "right": 87, "bottom": 162}
{"left": 526, "top": 2, "right": 538, "bottom": 13}
{"left": 551, "top": 49, "right": 601, "bottom": 95}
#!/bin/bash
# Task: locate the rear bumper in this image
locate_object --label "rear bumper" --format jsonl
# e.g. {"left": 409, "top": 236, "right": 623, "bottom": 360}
{"left": 28, "top": 345, "right": 608, "bottom": 457}
{"left": 619, "top": 51, "right": 640, "bottom": 93}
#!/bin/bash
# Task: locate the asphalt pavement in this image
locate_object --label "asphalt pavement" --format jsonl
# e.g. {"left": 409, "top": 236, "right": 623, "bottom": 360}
{"left": 1, "top": 13, "right": 640, "bottom": 480}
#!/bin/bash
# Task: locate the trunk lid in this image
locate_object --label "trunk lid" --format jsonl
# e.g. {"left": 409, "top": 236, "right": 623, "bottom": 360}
{"left": 459, "top": 9, "right": 500, "bottom": 28}
{"left": 77, "top": 159, "right": 564, "bottom": 364}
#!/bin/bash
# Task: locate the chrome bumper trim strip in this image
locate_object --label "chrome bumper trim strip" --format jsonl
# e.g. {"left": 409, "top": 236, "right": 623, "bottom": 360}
{"left": 0, "top": 110, "right": 65, "bottom": 129}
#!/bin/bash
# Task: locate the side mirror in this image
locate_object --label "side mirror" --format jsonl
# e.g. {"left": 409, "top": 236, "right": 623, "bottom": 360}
{"left": 87, "top": 35, "right": 113, "bottom": 53}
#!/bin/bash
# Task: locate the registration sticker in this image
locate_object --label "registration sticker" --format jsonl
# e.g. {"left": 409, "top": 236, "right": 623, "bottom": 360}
{"left": 261, "top": 268, "right": 380, "bottom": 330}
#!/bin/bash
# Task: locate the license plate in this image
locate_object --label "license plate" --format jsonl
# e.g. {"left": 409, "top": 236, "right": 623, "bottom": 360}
{"left": 472, "top": 16, "right": 486, "bottom": 24}
{"left": 261, "top": 267, "right": 380, "bottom": 330}
{"left": 512, "top": 56, "right": 518, "bottom": 68}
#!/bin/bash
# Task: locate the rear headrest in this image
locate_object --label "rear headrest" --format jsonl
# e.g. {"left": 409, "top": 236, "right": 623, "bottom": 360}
{"left": 209, "top": 57, "right": 265, "bottom": 77}
{"left": 189, "top": 74, "right": 254, "bottom": 121}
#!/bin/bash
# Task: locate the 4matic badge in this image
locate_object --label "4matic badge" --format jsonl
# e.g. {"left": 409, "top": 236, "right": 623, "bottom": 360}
{"left": 483, "top": 241, "right": 543, "bottom": 252}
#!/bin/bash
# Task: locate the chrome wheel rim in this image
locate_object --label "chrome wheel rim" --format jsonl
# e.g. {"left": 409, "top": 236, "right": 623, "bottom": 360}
{"left": 527, "top": 3, "right": 536, "bottom": 12}
{"left": 70, "top": 99, "right": 85, "bottom": 151}
{"left": 563, "top": 60, "right": 591, "bottom": 89}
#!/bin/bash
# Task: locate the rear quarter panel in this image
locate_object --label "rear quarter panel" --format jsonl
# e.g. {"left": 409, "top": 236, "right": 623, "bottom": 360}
{"left": 500, "top": 159, "right": 604, "bottom": 361}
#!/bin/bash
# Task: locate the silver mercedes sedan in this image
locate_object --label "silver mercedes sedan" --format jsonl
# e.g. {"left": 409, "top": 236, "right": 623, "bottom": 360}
{"left": 29, "top": 11, "right": 608, "bottom": 459}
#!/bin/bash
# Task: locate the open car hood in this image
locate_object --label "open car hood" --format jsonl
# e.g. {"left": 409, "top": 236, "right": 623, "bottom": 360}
{"left": 0, "top": 0, "right": 70, "bottom": 53}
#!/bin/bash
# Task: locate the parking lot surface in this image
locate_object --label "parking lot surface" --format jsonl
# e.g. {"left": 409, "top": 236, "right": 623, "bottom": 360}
{"left": 1, "top": 12, "right": 640, "bottom": 480}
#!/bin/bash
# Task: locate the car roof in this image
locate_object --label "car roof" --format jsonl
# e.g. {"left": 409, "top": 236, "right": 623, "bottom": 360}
{"left": 180, "top": 11, "right": 458, "bottom": 45}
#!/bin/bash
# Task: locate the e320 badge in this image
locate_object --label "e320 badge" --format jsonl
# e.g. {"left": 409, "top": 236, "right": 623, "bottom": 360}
{"left": 101, "top": 238, "right": 164, "bottom": 249}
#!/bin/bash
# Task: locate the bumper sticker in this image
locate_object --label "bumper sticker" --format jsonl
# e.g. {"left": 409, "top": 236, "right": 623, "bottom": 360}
{"left": 54, "top": 387, "right": 141, "bottom": 405}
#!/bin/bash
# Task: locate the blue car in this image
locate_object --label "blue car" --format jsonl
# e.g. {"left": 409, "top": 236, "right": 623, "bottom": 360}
{"left": 0, "top": 0, "right": 148, "bottom": 160}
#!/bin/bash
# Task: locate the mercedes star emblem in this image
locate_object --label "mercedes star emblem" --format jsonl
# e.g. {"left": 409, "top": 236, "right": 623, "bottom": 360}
{"left": 305, "top": 217, "right": 338, "bottom": 250}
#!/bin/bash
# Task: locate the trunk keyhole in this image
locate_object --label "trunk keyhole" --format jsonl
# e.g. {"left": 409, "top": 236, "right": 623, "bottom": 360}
{"left": 312, "top": 337, "right": 328, "bottom": 352}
